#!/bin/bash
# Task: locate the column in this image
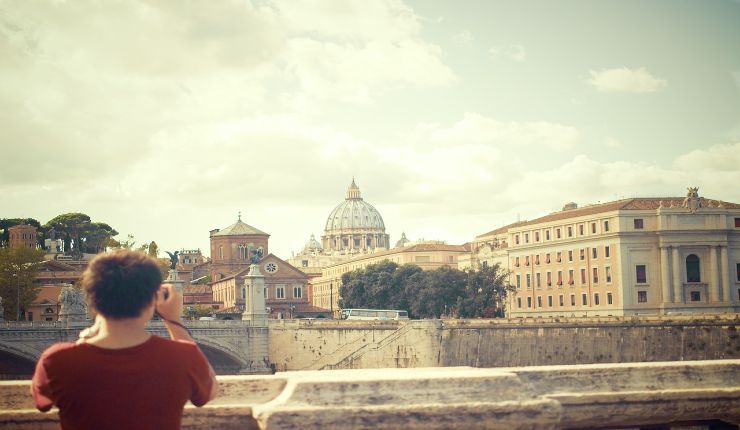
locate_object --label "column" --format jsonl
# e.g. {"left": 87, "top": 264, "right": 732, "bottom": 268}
{"left": 660, "top": 246, "right": 672, "bottom": 306}
{"left": 719, "top": 246, "right": 730, "bottom": 303}
{"left": 709, "top": 246, "right": 720, "bottom": 303}
{"left": 672, "top": 247, "right": 682, "bottom": 303}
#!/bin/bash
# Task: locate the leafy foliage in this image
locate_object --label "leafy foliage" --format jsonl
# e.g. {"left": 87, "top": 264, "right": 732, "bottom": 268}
{"left": 339, "top": 262, "right": 513, "bottom": 319}
{"left": 43, "top": 213, "right": 118, "bottom": 256}
{"left": 0, "top": 247, "right": 45, "bottom": 320}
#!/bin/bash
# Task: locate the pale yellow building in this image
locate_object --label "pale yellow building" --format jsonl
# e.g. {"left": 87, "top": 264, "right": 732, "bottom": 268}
{"left": 468, "top": 189, "right": 740, "bottom": 317}
{"left": 312, "top": 242, "right": 470, "bottom": 316}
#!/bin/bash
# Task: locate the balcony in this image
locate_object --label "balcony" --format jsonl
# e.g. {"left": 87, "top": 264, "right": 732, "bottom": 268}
{"left": 2, "top": 361, "right": 738, "bottom": 429}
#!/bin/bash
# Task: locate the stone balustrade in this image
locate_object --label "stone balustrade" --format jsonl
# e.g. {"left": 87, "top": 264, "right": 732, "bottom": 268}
{"left": 1, "top": 360, "right": 738, "bottom": 429}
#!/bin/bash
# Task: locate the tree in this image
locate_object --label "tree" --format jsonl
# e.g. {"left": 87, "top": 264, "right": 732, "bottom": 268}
{"left": 108, "top": 234, "right": 136, "bottom": 250}
{"left": 457, "top": 264, "right": 514, "bottom": 318}
{"left": 44, "top": 213, "right": 92, "bottom": 256}
{"left": 0, "top": 247, "right": 45, "bottom": 320}
{"left": 338, "top": 261, "right": 513, "bottom": 319}
{"left": 83, "top": 222, "right": 119, "bottom": 254}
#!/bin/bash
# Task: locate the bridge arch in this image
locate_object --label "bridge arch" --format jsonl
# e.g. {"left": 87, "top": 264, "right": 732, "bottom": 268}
{"left": 0, "top": 344, "right": 39, "bottom": 377}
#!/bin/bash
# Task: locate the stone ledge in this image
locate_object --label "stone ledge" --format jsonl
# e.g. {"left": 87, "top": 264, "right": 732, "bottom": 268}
{"left": 1, "top": 360, "right": 738, "bottom": 429}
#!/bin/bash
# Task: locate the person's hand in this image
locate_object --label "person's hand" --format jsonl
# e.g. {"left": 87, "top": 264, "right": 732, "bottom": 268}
{"left": 77, "top": 314, "right": 101, "bottom": 344}
{"left": 156, "top": 284, "right": 182, "bottom": 321}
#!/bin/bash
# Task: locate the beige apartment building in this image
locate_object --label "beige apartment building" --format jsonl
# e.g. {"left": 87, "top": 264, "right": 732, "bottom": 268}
{"left": 468, "top": 189, "right": 740, "bottom": 317}
{"left": 312, "top": 242, "right": 469, "bottom": 316}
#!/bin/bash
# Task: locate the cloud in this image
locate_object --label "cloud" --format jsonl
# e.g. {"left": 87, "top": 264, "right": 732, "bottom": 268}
{"left": 587, "top": 67, "right": 667, "bottom": 93}
{"left": 673, "top": 142, "right": 740, "bottom": 172}
{"left": 452, "top": 31, "right": 473, "bottom": 44}
{"left": 417, "top": 112, "right": 580, "bottom": 151}
{"left": 489, "top": 44, "right": 526, "bottom": 62}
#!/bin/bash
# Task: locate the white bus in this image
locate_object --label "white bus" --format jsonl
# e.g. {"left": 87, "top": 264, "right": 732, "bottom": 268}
{"left": 340, "top": 309, "right": 409, "bottom": 321}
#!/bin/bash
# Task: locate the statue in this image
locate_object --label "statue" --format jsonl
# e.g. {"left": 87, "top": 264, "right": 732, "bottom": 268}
{"left": 248, "top": 245, "right": 264, "bottom": 264}
{"left": 58, "top": 286, "right": 87, "bottom": 323}
{"left": 682, "top": 187, "right": 702, "bottom": 214}
{"left": 165, "top": 251, "right": 179, "bottom": 270}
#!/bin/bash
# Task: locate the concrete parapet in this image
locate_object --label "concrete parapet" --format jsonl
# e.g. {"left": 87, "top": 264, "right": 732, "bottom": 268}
{"left": 1, "top": 360, "right": 738, "bottom": 429}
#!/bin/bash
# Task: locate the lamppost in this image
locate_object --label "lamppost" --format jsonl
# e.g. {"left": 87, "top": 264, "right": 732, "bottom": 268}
{"left": 289, "top": 304, "right": 295, "bottom": 319}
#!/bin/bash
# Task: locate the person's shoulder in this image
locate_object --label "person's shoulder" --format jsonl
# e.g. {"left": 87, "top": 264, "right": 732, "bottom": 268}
{"left": 150, "top": 335, "right": 200, "bottom": 352}
{"left": 39, "top": 342, "right": 79, "bottom": 360}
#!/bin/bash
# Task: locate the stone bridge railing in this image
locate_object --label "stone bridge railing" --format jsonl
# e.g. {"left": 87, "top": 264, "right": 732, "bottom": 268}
{"left": 1, "top": 360, "right": 738, "bottom": 429}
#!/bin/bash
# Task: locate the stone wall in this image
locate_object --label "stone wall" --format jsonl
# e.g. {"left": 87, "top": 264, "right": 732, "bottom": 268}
{"left": 269, "top": 315, "right": 739, "bottom": 371}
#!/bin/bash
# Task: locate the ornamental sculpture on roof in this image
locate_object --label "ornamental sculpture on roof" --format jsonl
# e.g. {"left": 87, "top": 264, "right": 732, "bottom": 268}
{"left": 683, "top": 186, "right": 702, "bottom": 213}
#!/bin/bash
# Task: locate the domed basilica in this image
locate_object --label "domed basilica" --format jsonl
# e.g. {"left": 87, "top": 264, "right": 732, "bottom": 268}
{"left": 289, "top": 179, "right": 390, "bottom": 272}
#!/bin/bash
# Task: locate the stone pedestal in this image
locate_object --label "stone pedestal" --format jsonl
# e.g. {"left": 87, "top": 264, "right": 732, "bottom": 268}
{"left": 167, "top": 269, "right": 185, "bottom": 317}
{"left": 242, "top": 264, "right": 268, "bottom": 327}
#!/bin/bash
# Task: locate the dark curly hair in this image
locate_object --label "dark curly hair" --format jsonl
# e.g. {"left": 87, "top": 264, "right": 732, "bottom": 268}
{"left": 82, "top": 250, "right": 163, "bottom": 318}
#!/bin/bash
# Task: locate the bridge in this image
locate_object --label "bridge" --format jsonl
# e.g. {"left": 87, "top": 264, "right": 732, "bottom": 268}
{"left": 0, "top": 320, "right": 270, "bottom": 376}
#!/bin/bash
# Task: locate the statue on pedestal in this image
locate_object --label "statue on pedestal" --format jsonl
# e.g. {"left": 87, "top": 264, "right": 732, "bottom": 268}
{"left": 58, "top": 286, "right": 87, "bottom": 323}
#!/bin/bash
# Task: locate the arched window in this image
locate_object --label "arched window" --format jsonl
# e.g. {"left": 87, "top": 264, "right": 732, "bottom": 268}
{"left": 686, "top": 254, "right": 701, "bottom": 282}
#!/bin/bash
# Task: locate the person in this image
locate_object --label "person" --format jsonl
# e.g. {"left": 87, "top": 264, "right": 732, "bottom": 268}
{"left": 31, "top": 250, "right": 219, "bottom": 430}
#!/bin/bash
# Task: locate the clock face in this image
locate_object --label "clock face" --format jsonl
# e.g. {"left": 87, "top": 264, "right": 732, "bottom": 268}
{"left": 265, "top": 262, "right": 278, "bottom": 274}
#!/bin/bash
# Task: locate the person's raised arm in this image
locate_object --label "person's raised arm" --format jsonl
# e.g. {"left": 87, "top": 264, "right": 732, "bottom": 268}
{"left": 156, "top": 284, "right": 219, "bottom": 401}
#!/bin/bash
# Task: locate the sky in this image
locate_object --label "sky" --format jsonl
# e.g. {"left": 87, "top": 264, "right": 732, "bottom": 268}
{"left": 2, "top": 0, "right": 740, "bottom": 259}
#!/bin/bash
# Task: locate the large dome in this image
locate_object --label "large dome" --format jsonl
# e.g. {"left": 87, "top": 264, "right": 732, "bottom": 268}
{"left": 324, "top": 179, "right": 386, "bottom": 232}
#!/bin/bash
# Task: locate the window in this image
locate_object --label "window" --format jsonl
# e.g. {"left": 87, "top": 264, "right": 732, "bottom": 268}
{"left": 686, "top": 254, "right": 701, "bottom": 283}
{"left": 264, "top": 287, "right": 268, "bottom": 299}
{"left": 604, "top": 220, "right": 610, "bottom": 232}
{"left": 591, "top": 223, "right": 596, "bottom": 234}
{"left": 568, "top": 226, "right": 573, "bottom": 237}
{"left": 293, "top": 286, "right": 302, "bottom": 298}
{"left": 276, "top": 286, "right": 285, "bottom": 299}
{"left": 592, "top": 248, "right": 597, "bottom": 259}
{"left": 605, "top": 246, "right": 610, "bottom": 258}
{"left": 557, "top": 252, "right": 562, "bottom": 262}
{"left": 535, "top": 255, "right": 540, "bottom": 265}
{"left": 537, "top": 296, "right": 542, "bottom": 307}
{"left": 354, "top": 238, "right": 361, "bottom": 247}
{"left": 568, "top": 250, "right": 573, "bottom": 262}
{"left": 242, "top": 288, "right": 246, "bottom": 299}
{"left": 594, "top": 293, "right": 600, "bottom": 305}
{"left": 28, "top": 312, "right": 33, "bottom": 321}
{"left": 482, "top": 261, "right": 488, "bottom": 268}
{"left": 579, "top": 224, "right": 584, "bottom": 235}
{"left": 516, "top": 274, "right": 521, "bottom": 289}
{"left": 545, "top": 230, "right": 550, "bottom": 241}
{"left": 546, "top": 271, "right": 552, "bottom": 286}
{"left": 606, "top": 266, "right": 612, "bottom": 283}
{"left": 535, "top": 232, "right": 540, "bottom": 242}
{"left": 607, "top": 293, "right": 613, "bottom": 305}
{"left": 525, "top": 256, "right": 530, "bottom": 266}
{"left": 515, "top": 257, "right": 520, "bottom": 267}
{"left": 593, "top": 267, "right": 599, "bottom": 284}
{"left": 536, "top": 273, "right": 541, "bottom": 289}
{"left": 580, "top": 249, "right": 585, "bottom": 261}
{"left": 515, "top": 235, "right": 520, "bottom": 245}
{"left": 637, "top": 291, "right": 647, "bottom": 303}
{"left": 525, "top": 233, "right": 530, "bottom": 243}
{"left": 634, "top": 219, "right": 644, "bottom": 229}
{"left": 559, "top": 295, "right": 564, "bottom": 306}
{"left": 582, "top": 293, "right": 588, "bottom": 305}
{"left": 546, "top": 253, "right": 551, "bottom": 264}
{"left": 735, "top": 218, "right": 740, "bottom": 228}
{"left": 548, "top": 296, "right": 553, "bottom": 307}
{"left": 636, "top": 265, "right": 647, "bottom": 284}
{"left": 570, "top": 294, "right": 576, "bottom": 306}
{"left": 526, "top": 274, "right": 531, "bottom": 289}
{"left": 568, "top": 269, "right": 574, "bottom": 285}
{"left": 517, "top": 297, "right": 522, "bottom": 308}
{"left": 580, "top": 268, "right": 586, "bottom": 284}
{"left": 690, "top": 291, "right": 701, "bottom": 302}
{"left": 556, "top": 228, "right": 561, "bottom": 239}
{"left": 219, "top": 246, "right": 224, "bottom": 259}
{"left": 557, "top": 270, "right": 563, "bottom": 285}
{"left": 737, "top": 263, "right": 740, "bottom": 282}
{"left": 527, "top": 297, "right": 532, "bottom": 308}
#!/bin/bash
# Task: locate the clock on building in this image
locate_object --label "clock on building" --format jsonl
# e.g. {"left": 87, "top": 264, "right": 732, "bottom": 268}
{"left": 264, "top": 262, "right": 278, "bottom": 273}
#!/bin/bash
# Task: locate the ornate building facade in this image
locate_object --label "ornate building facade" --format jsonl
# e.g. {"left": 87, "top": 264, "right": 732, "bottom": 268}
{"left": 465, "top": 188, "right": 740, "bottom": 317}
